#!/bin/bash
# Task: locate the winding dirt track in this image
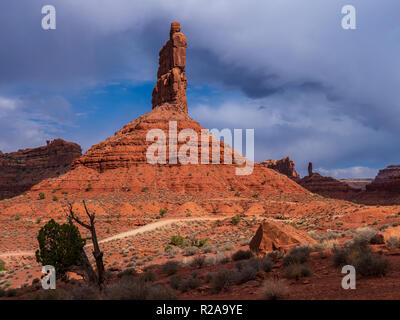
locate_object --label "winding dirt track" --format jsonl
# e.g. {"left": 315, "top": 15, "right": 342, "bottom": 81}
{"left": 0, "top": 217, "right": 221, "bottom": 258}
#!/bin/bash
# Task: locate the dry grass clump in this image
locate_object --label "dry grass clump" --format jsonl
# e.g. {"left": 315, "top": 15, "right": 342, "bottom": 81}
{"left": 260, "top": 279, "right": 288, "bottom": 300}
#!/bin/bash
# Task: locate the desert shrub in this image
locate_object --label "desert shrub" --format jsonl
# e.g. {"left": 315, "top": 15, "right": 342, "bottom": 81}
{"left": 29, "top": 288, "right": 70, "bottom": 300}
{"left": 353, "top": 227, "right": 378, "bottom": 244}
{"left": 35, "top": 219, "right": 86, "bottom": 279}
{"left": 179, "top": 277, "right": 202, "bottom": 293}
{"left": 282, "top": 246, "right": 311, "bottom": 267}
{"left": 147, "top": 284, "right": 177, "bottom": 300}
{"left": 267, "top": 250, "right": 284, "bottom": 261}
{"left": 236, "top": 257, "right": 272, "bottom": 273}
{"left": 201, "top": 245, "right": 213, "bottom": 253}
{"left": 5, "top": 289, "right": 17, "bottom": 297}
{"left": 162, "top": 261, "right": 180, "bottom": 275}
{"left": 141, "top": 270, "right": 156, "bottom": 282}
{"left": 386, "top": 237, "right": 400, "bottom": 250}
{"left": 183, "top": 246, "right": 200, "bottom": 256}
{"left": 215, "top": 252, "right": 230, "bottom": 264}
{"left": 258, "top": 257, "right": 273, "bottom": 272}
{"left": 260, "top": 279, "right": 289, "bottom": 300}
{"left": 312, "top": 239, "right": 339, "bottom": 251}
{"left": 104, "top": 277, "right": 175, "bottom": 300}
{"left": 283, "top": 263, "right": 312, "bottom": 280}
{"left": 117, "top": 268, "right": 137, "bottom": 279}
{"left": 67, "top": 285, "right": 99, "bottom": 300}
{"left": 39, "top": 192, "right": 45, "bottom": 200}
{"left": 220, "top": 243, "right": 234, "bottom": 251}
{"left": 170, "top": 234, "right": 187, "bottom": 247}
{"left": 159, "top": 209, "right": 167, "bottom": 217}
{"left": 333, "top": 240, "right": 388, "bottom": 277}
{"left": 232, "top": 249, "right": 254, "bottom": 261}
{"left": 211, "top": 270, "right": 235, "bottom": 293}
{"left": 189, "top": 255, "right": 206, "bottom": 268}
{"left": 0, "top": 259, "right": 6, "bottom": 271}
{"left": 307, "top": 230, "right": 325, "bottom": 241}
{"left": 169, "top": 275, "right": 182, "bottom": 290}
{"left": 233, "top": 266, "right": 258, "bottom": 284}
{"left": 353, "top": 252, "right": 388, "bottom": 277}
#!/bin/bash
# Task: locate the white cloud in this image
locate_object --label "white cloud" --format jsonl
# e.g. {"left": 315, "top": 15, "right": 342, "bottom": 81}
{"left": 316, "top": 167, "right": 378, "bottom": 179}
{"left": 0, "top": 95, "right": 75, "bottom": 152}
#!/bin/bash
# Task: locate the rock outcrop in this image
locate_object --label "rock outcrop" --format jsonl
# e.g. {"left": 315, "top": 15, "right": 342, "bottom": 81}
{"left": 299, "top": 173, "right": 362, "bottom": 200}
{"left": 47, "top": 22, "right": 307, "bottom": 199}
{"left": 373, "top": 165, "right": 400, "bottom": 183}
{"left": 152, "top": 21, "right": 188, "bottom": 113}
{"left": 0, "top": 139, "right": 82, "bottom": 199}
{"left": 257, "top": 157, "right": 299, "bottom": 181}
{"left": 249, "top": 220, "right": 316, "bottom": 256}
{"left": 308, "top": 162, "right": 313, "bottom": 177}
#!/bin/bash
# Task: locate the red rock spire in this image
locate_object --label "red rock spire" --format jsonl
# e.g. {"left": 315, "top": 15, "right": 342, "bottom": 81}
{"left": 152, "top": 22, "right": 188, "bottom": 113}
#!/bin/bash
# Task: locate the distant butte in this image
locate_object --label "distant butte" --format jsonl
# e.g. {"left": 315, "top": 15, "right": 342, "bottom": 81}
{"left": 0, "top": 139, "right": 82, "bottom": 199}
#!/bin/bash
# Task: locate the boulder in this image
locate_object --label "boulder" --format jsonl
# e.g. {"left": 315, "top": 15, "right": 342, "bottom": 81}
{"left": 249, "top": 220, "right": 316, "bottom": 256}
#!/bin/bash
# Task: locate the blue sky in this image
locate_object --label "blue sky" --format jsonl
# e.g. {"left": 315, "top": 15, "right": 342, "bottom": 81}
{"left": 0, "top": 0, "right": 399, "bottom": 178}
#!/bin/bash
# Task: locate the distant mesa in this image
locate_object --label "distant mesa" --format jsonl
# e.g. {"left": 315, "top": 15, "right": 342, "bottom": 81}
{"left": 298, "top": 171, "right": 362, "bottom": 200}
{"left": 0, "top": 139, "right": 82, "bottom": 200}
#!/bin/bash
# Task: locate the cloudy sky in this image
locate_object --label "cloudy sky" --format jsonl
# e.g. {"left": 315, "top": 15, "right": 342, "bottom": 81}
{"left": 0, "top": 0, "right": 399, "bottom": 178}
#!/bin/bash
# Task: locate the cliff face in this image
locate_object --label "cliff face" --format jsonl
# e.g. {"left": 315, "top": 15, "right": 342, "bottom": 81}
{"left": 348, "top": 165, "right": 400, "bottom": 205}
{"left": 373, "top": 165, "right": 400, "bottom": 183}
{"left": 257, "top": 157, "right": 300, "bottom": 181}
{"left": 0, "top": 139, "right": 82, "bottom": 199}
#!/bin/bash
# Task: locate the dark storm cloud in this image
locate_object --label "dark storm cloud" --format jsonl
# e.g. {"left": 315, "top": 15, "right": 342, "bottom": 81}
{"left": 0, "top": 0, "right": 399, "bottom": 177}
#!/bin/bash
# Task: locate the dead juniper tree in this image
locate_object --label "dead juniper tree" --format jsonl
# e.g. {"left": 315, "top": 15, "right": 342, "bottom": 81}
{"left": 66, "top": 201, "right": 105, "bottom": 288}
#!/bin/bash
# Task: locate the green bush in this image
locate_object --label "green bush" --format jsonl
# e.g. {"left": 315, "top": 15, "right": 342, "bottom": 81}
{"left": 39, "top": 192, "right": 45, "bottom": 200}
{"left": 231, "top": 215, "right": 241, "bottom": 225}
{"left": 170, "top": 234, "right": 187, "bottom": 247}
{"left": 159, "top": 209, "right": 167, "bottom": 217}
{"left": 35, "top": 219, "right": 86, "bottom": 279}
{"left": 0, "top": 259, "right": 6, "bottom": 271}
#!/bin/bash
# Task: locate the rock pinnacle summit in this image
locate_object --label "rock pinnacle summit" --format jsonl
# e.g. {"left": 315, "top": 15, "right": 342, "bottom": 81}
{"left": 152, "top": 22, "right": 188, "bottom": 113}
